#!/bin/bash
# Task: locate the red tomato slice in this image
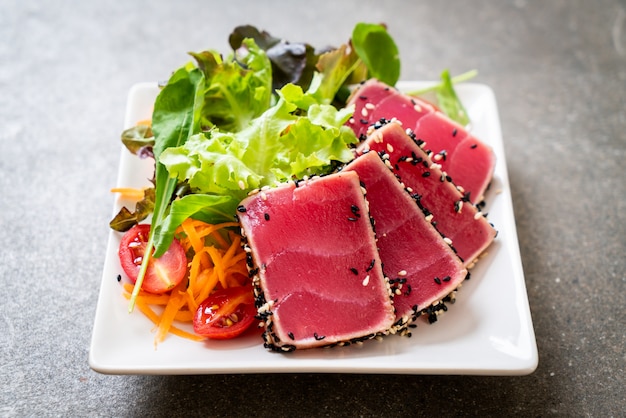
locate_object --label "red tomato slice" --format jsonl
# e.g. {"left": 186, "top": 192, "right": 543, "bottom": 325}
{"left": 193, "top": 286, "right": 256, "bottom": 340}
{"left": 118, "top": 224, "right": 187, "bottom": 294}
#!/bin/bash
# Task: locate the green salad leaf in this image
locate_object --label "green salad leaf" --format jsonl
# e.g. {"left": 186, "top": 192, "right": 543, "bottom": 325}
{"left": 406, "top": 69, "right": 477, "bottom": 126}
{"left": 160, "top": 85, "right": 356, "bottom": 198}
{"left": 229, "top": 25, "right": 317, "bottom": 92}
{"left": 128, "top": 64, "right": 205, "bottom": 311}
{"left": 190, "top": 38, "right": 272, "bottom": 133}
{"left": 435, "top": 69, "right": 470, "bottom": 126}
{"left": 109, "top": 188, "right": 155, "bottom": 232}
{"left": 120, "top": 124, "right": 154, "bottom": 157}
{"left": 351, "top": 23, "right": 400, "bottom": 86}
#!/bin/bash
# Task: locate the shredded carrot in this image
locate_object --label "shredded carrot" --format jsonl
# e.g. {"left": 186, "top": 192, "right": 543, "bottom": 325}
{"left": 121, "top": 218, "right": 248, "bottom": 348}
{"left": 111, "top": 187, "right": 146, "bottom": 201}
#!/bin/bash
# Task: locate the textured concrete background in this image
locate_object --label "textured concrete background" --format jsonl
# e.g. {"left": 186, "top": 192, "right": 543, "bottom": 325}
{"left": 1, "top": 0, "right": 624, "bottom": 416}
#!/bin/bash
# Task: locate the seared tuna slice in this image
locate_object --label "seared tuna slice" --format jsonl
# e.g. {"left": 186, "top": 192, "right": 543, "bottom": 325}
{"left": 347, "top": 79, "right": 495, "bottom": 203}
{"left": 344, "top": 152, "right": 467, "bottom": 327}
{"left": 357, "top": 122, "right": 496, "bottom": 269}
{"left": 238, "top": 172, "right": 395, "bottom": 351}
{"left": 348, "top": 79, "right": 434, "bottom": 141}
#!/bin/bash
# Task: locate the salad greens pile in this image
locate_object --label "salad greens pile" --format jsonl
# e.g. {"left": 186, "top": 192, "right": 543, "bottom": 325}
{"left": 112, "top": 22, "right": 473, "bottom": 311}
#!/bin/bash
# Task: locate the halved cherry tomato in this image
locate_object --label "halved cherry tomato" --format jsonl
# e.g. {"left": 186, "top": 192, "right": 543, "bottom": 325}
{"left": 193, "top": 285, "right": 256, "bottom": 339}
{"left": 118, "top": 224, "right": 187, "bottom": 294}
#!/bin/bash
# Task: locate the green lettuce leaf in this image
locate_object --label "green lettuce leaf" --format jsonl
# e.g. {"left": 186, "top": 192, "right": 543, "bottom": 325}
{"left": 190, "top": 38, "right": 272, "bottom": 133}
{"left": 160, "top": 86, "right": 357, "bottom": 198}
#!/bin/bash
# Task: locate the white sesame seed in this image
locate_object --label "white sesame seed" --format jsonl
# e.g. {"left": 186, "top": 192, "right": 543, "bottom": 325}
{"left": 365, "top": 103, "right": 375, "bottom": 110}
{"left": 361, "top": 107, "right": 368, "bottom": 117}
{"left": 474, "top": 211, "right": 483, "bottom": 220}
{"left": 398, "top": 270, "right": 407, "bottom": 276}
{"left": 362, "top": 275, "right": 370, "bottom": 286}
{"left": 443, "top": 237, "right": 453, "bottom": 245}
{"left": 386, "top": 143, "right": 394, "bottom": 153}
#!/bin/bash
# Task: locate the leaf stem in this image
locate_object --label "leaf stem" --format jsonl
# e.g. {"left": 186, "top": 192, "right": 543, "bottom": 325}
{"left": 405, "top": 69, "right": 478, "bottom": 96}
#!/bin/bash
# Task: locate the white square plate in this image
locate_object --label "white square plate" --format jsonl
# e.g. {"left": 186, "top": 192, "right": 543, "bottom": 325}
{"left": 89, "top": 81, "right": 537, "bottom": 375}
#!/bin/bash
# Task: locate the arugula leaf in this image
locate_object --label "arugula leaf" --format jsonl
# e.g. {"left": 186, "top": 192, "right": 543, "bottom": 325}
{"left": 405, "top": 69, "right": 477, "bottom": 126}
{"left": 351, "top": 23, "right": 400, "bottom": 86}
{"left": 156, "top": 193, "right": 238, "bottom": 249}
{"left": 128, "top": 65, "right": 204, "bottom": 312}
{"left": 436, "top": 69, "right": 470, "bottom": 126}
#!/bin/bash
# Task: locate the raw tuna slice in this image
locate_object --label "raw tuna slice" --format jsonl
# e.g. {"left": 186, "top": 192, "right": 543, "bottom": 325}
{"left": 357, "top": 122, "right": 496, "bottom": 269}
{"left": 238, "top": 171, "right": 395, "bottom": 351}
{"left": 347, "top": 79, "right": 495, "bottom": 203}
{"left": 344, "top": 152, "right": 467, "bottom": 327}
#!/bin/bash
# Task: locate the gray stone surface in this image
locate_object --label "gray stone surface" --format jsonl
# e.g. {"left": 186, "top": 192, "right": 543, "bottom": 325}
{"left": 1, "top": 0, "right": 624, "bottom": 416}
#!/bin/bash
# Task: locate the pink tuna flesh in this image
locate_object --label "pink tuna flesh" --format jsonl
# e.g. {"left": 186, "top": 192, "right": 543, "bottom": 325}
{"left": 238, "top": 171, "right": 395, "bottom": 350}
{"left": 347, "top": 79, "right": 495, "bottom": 203}
{"left": 357, "top": 122, "right": 497, "bottom": 268}
{"left": 345, "top": 152, "right": 467, "bottom": 324}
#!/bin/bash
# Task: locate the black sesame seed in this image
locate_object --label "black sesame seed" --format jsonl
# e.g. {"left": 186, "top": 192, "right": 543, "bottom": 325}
{"left": 264, "top": 213, "right": 270, "bottom": 221}
{"left": 434, "top": 277, "right": 441, "bottom": 285}
{"left": 116, "top": 274, "right": 122, "bottom": 282}
{"left": 422, "top": 171, "right": 430, "bottom": 178}
{"left": 360, "top": 119, "right": 369, "bottom": 124}
{"left": 314, "top": 333, "right": 325, "bottom": 341}
{"left": 237, "top": 205, "right": 247, "bottom": 213}
{"left": 359, "top": 95, "right": 368, "bottom": 100}
{"left": 452, "top": 128, "right": 458, "bottom": 137}
{"left": 350, "top": 267, "right": 359, "bottom": 275}
{"left": 288, "top": 332, "right": 295, "bottom": 340}
{"left": 470, "top": 143, "right": 478, "bottom": 149}
{"left": 366, "top": 259, "right": 376, "bottom": 272}
{"left": 347, "top": 217, "right": 358, "bottom": 222}
{"left": 443, "top": 276, "right": 451, "bottom": 282}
